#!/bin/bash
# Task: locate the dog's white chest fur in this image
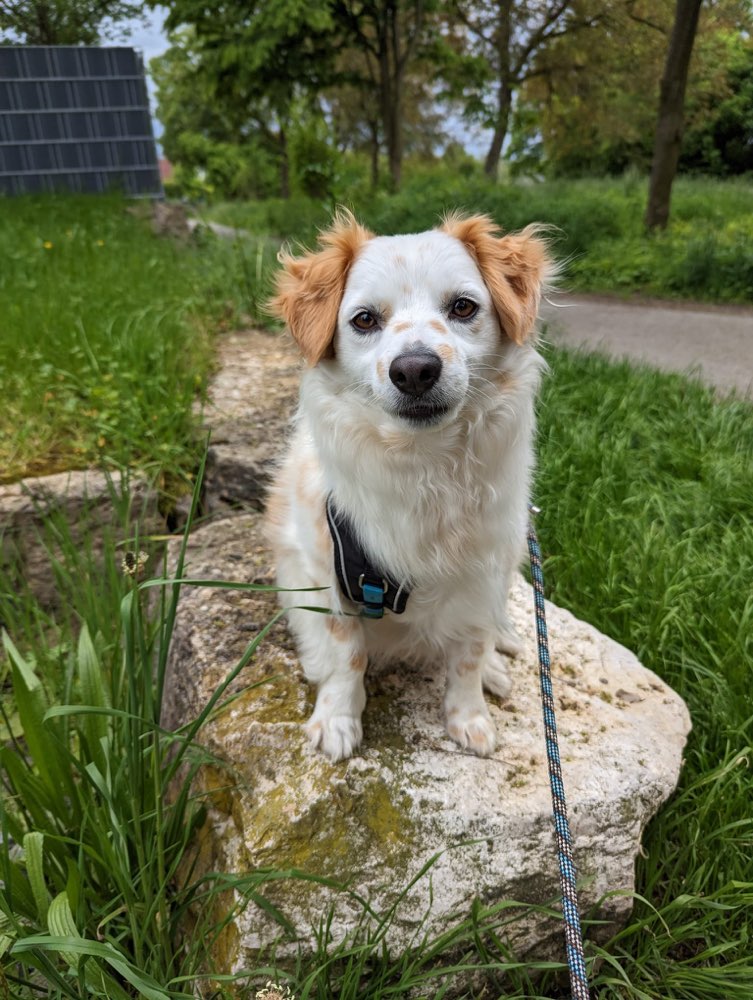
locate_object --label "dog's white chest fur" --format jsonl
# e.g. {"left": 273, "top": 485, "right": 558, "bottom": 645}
{"left": 266, "top": 211, "right": 551, "bottom": 761}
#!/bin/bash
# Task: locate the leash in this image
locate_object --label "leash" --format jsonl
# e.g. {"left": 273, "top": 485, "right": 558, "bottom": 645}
{"left": 527, "top": 508, "right": 590, "bottom": 1000}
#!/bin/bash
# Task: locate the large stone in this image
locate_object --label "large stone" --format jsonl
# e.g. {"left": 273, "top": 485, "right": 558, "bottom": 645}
{"left": 162, "top": 512, "right": 691, "bottom": 975}
{"left": 197, "top": 331, "right": 300, "bottom": 513}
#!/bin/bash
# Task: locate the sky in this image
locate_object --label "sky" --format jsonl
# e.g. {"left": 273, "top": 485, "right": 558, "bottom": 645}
{"left": 119, "top": 5, "right": 170, "bottom": 65}
{"left": 117, "top": 5, "right": 169, "bottom": 144}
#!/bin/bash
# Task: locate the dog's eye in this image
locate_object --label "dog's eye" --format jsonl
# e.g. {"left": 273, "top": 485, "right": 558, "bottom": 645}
{"left": 449, "top": 298, "right": 478, "bottom": 320}
{"left": 351, "top": 311, "right": 378, "bottom": 332}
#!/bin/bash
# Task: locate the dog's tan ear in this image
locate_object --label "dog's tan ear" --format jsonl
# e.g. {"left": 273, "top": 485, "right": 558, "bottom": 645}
{"left": 268, "top": 210, "right": 373, "bottom": 365}
{"left": 441, "top": 213, "right": 551, "bottom": 345}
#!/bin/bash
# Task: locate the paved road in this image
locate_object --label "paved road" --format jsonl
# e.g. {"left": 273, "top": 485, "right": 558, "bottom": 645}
{"left": 539, "top": 294, "right": 753, "bottom": 397}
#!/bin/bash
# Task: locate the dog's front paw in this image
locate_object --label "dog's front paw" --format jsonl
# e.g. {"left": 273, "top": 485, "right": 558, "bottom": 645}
{"left": 482, "top": 649, "right": 513, "bottom": 698}
{"left": 306, "top": 713, "right": 363, "bottom": 762}
{"left": 446, "top": 711, "right": 497, "bottom": 757}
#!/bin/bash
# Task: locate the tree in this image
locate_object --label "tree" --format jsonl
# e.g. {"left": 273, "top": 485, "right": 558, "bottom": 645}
{"left": 0, "top": 0, "right": 143, "bottom": 44}
{"left": 151, "top": 29, "right": 280, "bottom": 199}
{"left": 510, "top": 0, "right": 752, "bottom": 178}
{"left": 442, "top": 0, "right": 605, "bottom": 177}
{"left": 645, "top": 0, "right": 703, "bottom": 229}
{"left": 681, "top": 38, "right": 753, "bottom": 175}
{"left": 333, "top": 0, "right": 433, "bottom": 190}
{"left": 154, "top": 0, "right": 338, "bottom": 198}
{"left": 157, "top": 0, "right": 444, "bottom": 194}
{"left": 152, "top": 26, "right": 340, "bottom": 199}
{"left": 325, "top": 41, "right": 451, "bottom": 189}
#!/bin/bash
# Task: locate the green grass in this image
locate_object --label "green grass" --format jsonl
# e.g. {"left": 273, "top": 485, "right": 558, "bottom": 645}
{"left": 533, "top": 345, "right": 753, "bottom": 998}
{"left": 1, "top": 339, "right": 752, "bottom": 997}
{"left": 0, "top": 471, "right": 291, "bottom": 998}
{"left": 0, "top": 196, "right": 277, "bottom": 490}
{"left": 207, "top": 172, "right": 753, "bottom": 304}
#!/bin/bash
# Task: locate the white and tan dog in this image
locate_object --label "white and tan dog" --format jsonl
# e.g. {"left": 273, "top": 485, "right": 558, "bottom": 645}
{"left": 266, "top": 211, "right": 551, "bottom": 761}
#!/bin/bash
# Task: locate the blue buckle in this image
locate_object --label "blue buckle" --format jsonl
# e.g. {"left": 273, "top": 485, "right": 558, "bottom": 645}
{"left": 359, "top": 575, "right": 386, "bottom": 619}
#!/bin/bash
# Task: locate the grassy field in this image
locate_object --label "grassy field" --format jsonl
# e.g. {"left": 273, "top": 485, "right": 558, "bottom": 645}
{"left": 5, "top": 176, "right": 749, "bottom": 485}
{"left": 0, "top": 196, "right": 276, "bottom": 491}
{"left": 206, "top": 172, "right": 753, "bottom": 305}
{"left": 2, "top": 187, "right": 753, "bottom": 997}
{"left": 534, "top": 348, "right": 753, "bottom": 998}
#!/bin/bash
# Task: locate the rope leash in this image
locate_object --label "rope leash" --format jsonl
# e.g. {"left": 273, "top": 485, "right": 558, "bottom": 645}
{"left": 527, "top": 510, "right": 590, "bottom": 1000}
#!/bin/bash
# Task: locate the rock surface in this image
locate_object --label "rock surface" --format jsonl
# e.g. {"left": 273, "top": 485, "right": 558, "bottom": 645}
{"left": 0, "top": 469, "right": 160, "bottom": 607}
{"left": 197, "top": 330, "right": 300, "bottom": 513}
{"left": 162, "top": 511, "right": 691, "bottom": 973}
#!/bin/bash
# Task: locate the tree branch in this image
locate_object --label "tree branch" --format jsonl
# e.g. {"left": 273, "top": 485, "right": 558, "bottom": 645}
{"left": 626, "top": 1, "right": 666, "bottom": 35}
{"left": 513, "top": 6, "right": 606, "bottom": 81}
{"left": 512, "top": 0, "right": 573, "bottom": 78}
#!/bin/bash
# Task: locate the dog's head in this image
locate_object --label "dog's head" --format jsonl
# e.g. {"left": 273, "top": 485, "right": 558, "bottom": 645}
{"left": 269, "top": 210, "right": 551, "bottom": 427}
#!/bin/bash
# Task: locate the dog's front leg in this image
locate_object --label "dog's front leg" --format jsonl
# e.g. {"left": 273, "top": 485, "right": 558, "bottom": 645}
{"left": 289, "top": 606, "right": 368, "bottom": 761}
{"left": 445, "top": 635, "right": 497, "bottom": 757}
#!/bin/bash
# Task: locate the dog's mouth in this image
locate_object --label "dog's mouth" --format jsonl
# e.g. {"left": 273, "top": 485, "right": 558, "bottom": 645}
{"left": 393, "top": 401, "right": 452, "bottom": 426}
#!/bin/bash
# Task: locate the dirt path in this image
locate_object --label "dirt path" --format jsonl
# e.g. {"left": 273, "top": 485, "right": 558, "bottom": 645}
{"left": 539, "top": 294, "right": 753, "bottom": 397}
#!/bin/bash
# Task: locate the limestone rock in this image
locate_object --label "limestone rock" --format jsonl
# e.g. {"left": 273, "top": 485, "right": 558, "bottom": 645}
{"left": 162, "top": 512, "right": 691, "bottom": 973}
{"left": 0, "top": 469, "right": 160, "bottom": 608}
{"left": 197, "top": 331, "right": 300, "bottom": 513}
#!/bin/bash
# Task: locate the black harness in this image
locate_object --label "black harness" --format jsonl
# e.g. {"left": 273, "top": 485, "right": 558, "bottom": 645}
{"left": 325, "top": 495, "right": 411, "bottom": 619}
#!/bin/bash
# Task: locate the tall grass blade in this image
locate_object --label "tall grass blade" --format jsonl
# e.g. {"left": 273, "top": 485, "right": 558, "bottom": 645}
{"left": 22, "top": 832, "right": 50, "bottom": 925}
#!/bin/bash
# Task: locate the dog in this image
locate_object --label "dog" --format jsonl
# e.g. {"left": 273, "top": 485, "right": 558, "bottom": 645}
{"left": 265, "top": 211, "right": 552, "bottom": 761}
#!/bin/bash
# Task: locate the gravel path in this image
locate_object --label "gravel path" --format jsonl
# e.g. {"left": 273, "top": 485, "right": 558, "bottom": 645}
{"left": 540, "top": 294, "right": 753, "bottom": 397}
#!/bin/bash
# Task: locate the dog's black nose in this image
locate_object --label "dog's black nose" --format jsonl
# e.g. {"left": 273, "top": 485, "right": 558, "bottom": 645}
{"left": 389, "top": 350, "right": 442, "bottom": 397}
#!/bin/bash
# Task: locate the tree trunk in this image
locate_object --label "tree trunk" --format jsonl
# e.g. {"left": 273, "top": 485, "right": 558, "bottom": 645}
{"left": 379, "top": 4, "right": 403, "bottom": 191}
{"left": 35, "top": 1, "right": 55, "bottom": 44}
{"left": 368, "top": 120, "right": 380, "bottom": 189}
{"left": 483, "top": 0, "right": 514, "bottom": 179}
{"left": 645, "top": 0, "right": 703, "bottom": 230}
{"left": 483, "top": 81, "right": 513, "bottom": 178}
{"left": 385, "top": 94, "right": 403, "bottom": 190}
{"left": 279, "top": 126, "right": 290, "bottom": 199}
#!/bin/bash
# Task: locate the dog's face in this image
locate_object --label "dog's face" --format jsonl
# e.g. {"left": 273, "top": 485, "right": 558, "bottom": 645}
{"left": 270, "top": 212, "right": 550, "bottom": 428}
{"left": 336, "top": 230, "right": 501, "bottom": 427}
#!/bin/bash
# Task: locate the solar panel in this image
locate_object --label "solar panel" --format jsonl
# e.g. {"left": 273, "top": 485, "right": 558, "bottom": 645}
{"left": 0, "top": 46, "right": 162, "bottom": 196}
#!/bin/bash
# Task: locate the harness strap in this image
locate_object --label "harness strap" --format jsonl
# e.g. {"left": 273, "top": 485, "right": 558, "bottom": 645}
{"left": 325, "top": 495, "right": 411, "bottom": 618}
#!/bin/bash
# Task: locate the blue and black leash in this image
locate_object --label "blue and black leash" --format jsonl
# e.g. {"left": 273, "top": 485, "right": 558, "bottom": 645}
{"left": 527, "top": 508, "right": 590, "bottom": 1000}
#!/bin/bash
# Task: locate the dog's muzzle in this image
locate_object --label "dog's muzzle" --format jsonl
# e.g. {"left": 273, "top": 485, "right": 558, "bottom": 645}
{"left": 389, "top": 349, "right": 449, "bottom": 423}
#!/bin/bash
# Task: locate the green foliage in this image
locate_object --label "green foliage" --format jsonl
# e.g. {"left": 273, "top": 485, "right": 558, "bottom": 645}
{"left": 189, "top": 224, "right": 281, "bottom": 329}
{"left": 209, "top": 196, "right": 333, "bottom": 245}
{"left": 0, "top": 0, "right": 143, "bottom": 44}
{"left": 532, "top": 345, "right": 753, "bottom": 997}
{"left": 151, "top": 29, "right": 283, "bottom": 201}
{"left": 514, "top": 0, "right": 753, "bottom": 178}
{"left": 0, "top": 196, "right": 278, "bottom": 486}
{"left": 208, "top": 172, "right": 753, "bottom": 303}
{"left": 683, "top": 39, "right": 753, "bottom": 175}
{"left": 290, "top": 113, "right": 340, "bottom": 199}
{"left": 152, "top": 2, "right": 339, "bottom": 199}
{"left": 0, "top": 473, "right": 301, "bottom": 997}
{"left": 0, "top": 195, "right": 211, "bottom": 485}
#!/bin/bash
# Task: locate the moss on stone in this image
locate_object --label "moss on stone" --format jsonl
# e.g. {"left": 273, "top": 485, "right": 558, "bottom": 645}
{"left": 243, "top": 765, "right": 417, "bottom": 881}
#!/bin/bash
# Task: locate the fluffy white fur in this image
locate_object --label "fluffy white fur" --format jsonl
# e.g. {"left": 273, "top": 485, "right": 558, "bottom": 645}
{"left": 266, "top": 212, "right": 551, "bottom": 761}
